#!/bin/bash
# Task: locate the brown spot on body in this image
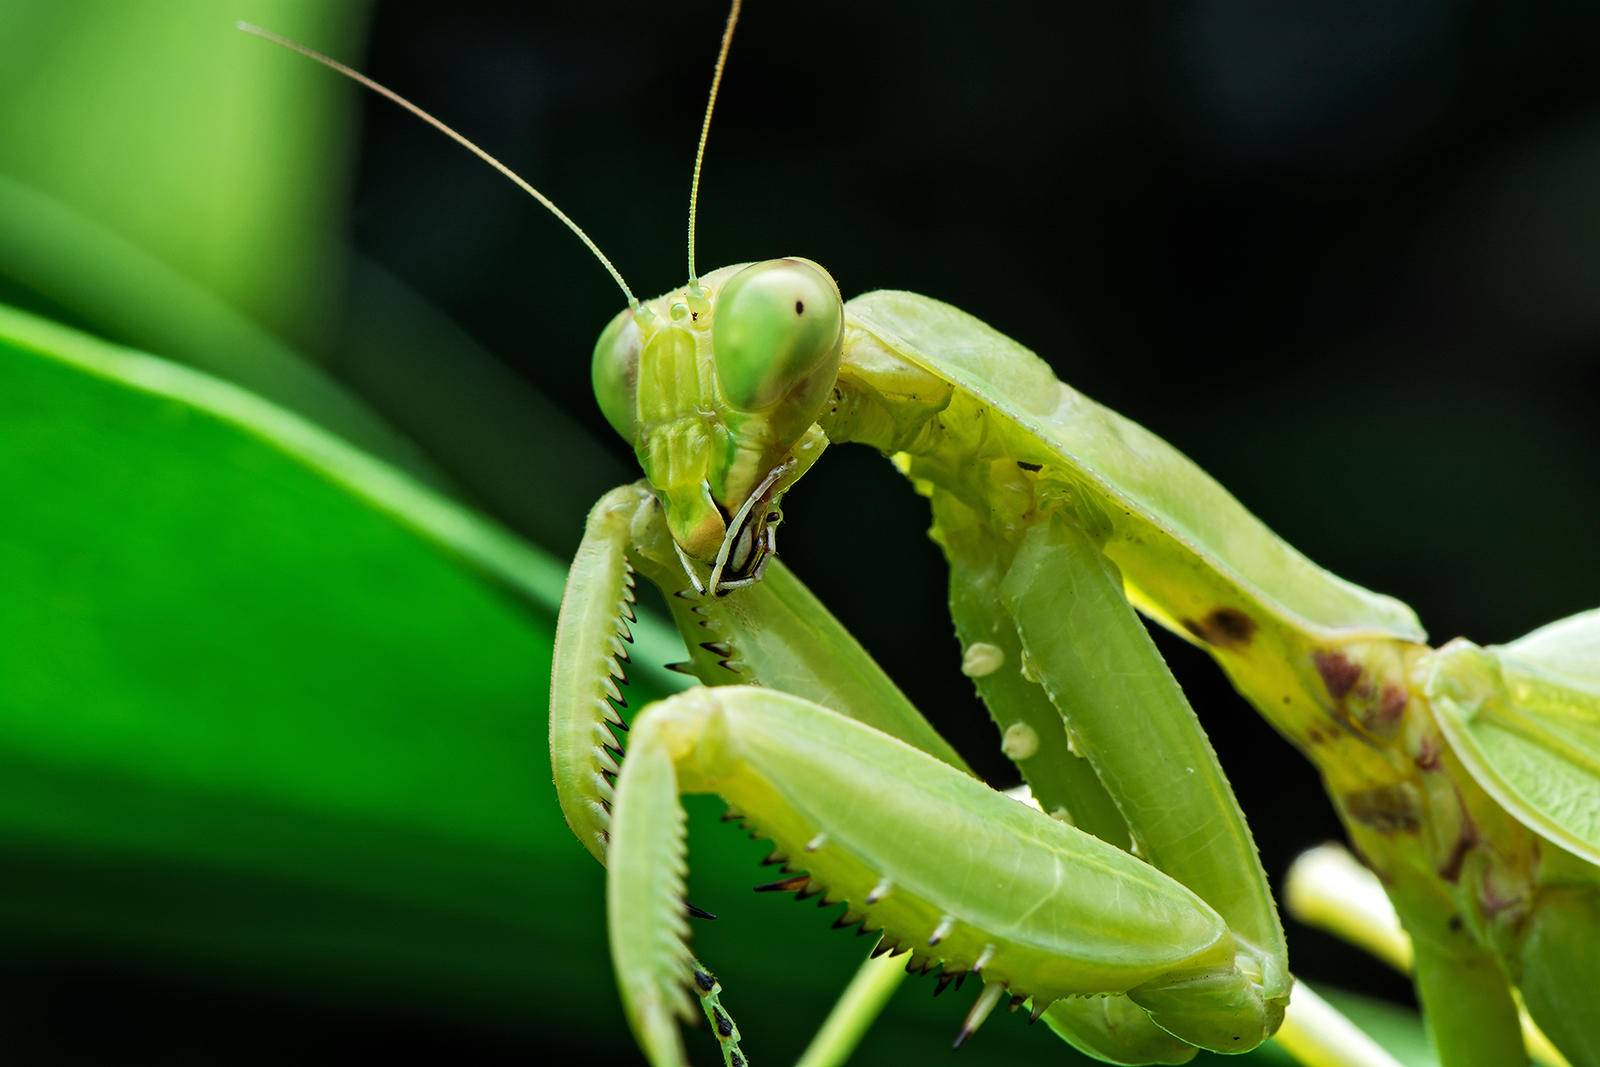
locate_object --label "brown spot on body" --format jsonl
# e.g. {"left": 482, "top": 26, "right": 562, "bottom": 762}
{"left": 1414, "top": 735, "right": 1442, "bottom": 772}
{"left": 1479, "top": 869, "right": 1524, "bottom": 918}
{"left": 1376, "top": 683, "right": 1408, "bottom": 724}
{"left": 1438, "top": 809, "right": 1478, "bottom": 883}
{"left": 1343, "top": 783, "right": 1422, "bottom": 833}
{"left": 1182, "top": 607, "right": 1257, "bottom": 649}
{"left": 1314, "top": 650, "right": 1363, "bottom": 700}
{"left": 1015, "top": 460, "right": 1042, "bottom": 472}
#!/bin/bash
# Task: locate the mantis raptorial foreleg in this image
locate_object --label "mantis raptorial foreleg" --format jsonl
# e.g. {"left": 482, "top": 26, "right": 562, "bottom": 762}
{"left": 550, "top": 486, "right": 641, "bottom": 865}
{"left": 551, "top": 482, "right": 969, "bottom": 863}
{"left": 607, "top": 684, "right": 1260, "bottom": 1066}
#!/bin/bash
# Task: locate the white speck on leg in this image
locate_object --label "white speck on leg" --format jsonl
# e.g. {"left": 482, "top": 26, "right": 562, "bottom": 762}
{"left": 961, "top": 642, "right": 1005, "bottom": 678}
{"left": 1001, "top": 722, "right": 1039, "bottom": 761}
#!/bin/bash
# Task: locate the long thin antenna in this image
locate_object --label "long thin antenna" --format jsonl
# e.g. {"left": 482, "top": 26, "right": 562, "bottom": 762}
{"left": 237, "top": 21, "right": 638, "bottom": 309}
{"left": 686, "top": 0, "right": 742, "bottom": 285}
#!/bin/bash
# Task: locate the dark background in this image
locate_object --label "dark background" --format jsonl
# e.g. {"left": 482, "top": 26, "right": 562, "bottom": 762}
{"left": 14, "top": 0, "right": 1600, "bottom": 1062}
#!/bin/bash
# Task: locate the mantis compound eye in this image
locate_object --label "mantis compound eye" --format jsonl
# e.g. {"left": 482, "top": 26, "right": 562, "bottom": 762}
{"left": 711, "top": 258, "right": 843, "bottom": 414}
{"left": 591, "top": 307, "right": 642, "bottom": 441}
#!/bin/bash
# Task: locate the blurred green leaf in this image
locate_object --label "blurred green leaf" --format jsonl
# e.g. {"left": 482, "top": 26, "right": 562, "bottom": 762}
{"left": 0, "top": 301, "right": 686, "bottom": 1040}
{"left": 1322, "top": 991, "right": 1438, "bottom": 1067}
{"left": 0, "top": 1, "right": 634, "bottom": 554}
{"left": 0, "top": 177, "right": 443, "bottom": 482}
{"left": 0, "top": 1, "right": 362, "bottom": 346}
{"left": 0, "top": 3, "right": 453, "bottom": 491}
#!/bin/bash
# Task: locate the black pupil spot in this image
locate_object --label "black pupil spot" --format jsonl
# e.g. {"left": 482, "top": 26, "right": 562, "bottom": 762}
{"left": 795, "top": 300, "right": 804, "bottom": 314}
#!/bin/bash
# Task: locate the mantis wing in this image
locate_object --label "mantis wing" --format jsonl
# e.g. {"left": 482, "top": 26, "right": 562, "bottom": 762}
{"left": 843, "top": 290, "right": 1424, "bottom": 649}
{"left": 1425, "top": 610, "right": 1600, "bottom": 867}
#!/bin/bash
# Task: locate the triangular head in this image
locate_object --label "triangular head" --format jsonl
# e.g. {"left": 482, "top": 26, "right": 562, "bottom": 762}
{"left": 591, "top": 258, "right": 843, "bottom": 593}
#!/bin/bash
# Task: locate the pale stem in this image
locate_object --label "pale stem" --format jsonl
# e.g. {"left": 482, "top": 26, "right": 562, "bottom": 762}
{"left": 793, "top": 952, "right": 908, "bottom": 1067}
{"left": 1273, "top": 981, "right": 1405, "bottom": 1067}
{"left": 1287, "top": 843, "right": 1570, "bottom": 1067}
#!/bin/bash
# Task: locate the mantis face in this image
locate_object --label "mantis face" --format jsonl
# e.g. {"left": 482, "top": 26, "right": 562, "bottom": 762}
{"left": 592, "top": 258, "right": 843, "bottom": 592}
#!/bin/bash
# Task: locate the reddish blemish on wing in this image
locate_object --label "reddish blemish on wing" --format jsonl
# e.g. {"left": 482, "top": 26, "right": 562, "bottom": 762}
{"left": 1438, "top": 795, "right": 1478, "bottom": 884}
{"left": 1376, "top": 683, "right": 1408, "bottom": 724}
{"left": 1479, "top": 868, "right": 1524, "bottom": 919}
{"left": 1314, "top": 650, "right": 1363, "bottom": 701}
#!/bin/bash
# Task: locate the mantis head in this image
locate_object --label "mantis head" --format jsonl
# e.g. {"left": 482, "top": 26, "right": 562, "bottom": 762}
{"left": 592, "top": 257, "right": 843, "bottom": 591}
{"left": 584, "top": 0, "right": 840, "bottom": 595}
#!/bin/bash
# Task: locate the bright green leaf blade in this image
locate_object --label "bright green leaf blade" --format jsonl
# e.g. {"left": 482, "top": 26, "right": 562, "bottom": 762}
{"left": 0, "top": 177, "right": 441, "bottom": 480}
{"left": 0, "top": 303, "right": 573, "bottom": 605}
{"left": 0, "top": 301, "right": 680, "bottom": 1027}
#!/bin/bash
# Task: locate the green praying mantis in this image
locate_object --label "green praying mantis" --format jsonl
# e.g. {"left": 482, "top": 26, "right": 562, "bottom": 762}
{"left": 243, "top": 6, "right": 1600, "bottom": 1066}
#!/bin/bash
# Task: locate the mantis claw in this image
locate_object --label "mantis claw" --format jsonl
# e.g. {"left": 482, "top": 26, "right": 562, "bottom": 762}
{"left": 952, "top": 982, "right": 1008, "bottom": 1049}
{"left": 707, "top": 456, "right": 795, "bottom": 595}
{"left": 551, "top": 488, "right": 651, "bottom": 865}
{"left": 607, "top": 685, "right": 1263, "bottom": 1061}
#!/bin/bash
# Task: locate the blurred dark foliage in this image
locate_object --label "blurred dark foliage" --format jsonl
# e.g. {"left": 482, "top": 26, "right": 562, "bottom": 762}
{"left": 7, "top": 0, "right": 1599, "bottom": 1062}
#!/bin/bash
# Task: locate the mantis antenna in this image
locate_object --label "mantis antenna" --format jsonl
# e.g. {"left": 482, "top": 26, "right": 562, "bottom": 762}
{"left": 236, "top": 21, "right": 639, "bottom": 310}
{"left": 686, "top": 0, "right": 743, "bottom": 285}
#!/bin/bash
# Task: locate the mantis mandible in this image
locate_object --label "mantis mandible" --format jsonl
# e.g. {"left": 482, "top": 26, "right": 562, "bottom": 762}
{"left": 242, "top": 7, "right": 1600, "bottom": 1067}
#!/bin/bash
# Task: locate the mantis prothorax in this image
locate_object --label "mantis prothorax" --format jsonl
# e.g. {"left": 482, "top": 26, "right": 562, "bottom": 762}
{"left": 243, "top": 7, "right": 1600, "bottom": 1067}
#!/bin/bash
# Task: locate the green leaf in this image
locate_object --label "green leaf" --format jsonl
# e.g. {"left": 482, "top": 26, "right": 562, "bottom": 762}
{"left": 0, "top": 301, "right": 681, "bottom": 1032}
{"left": 0, "top": 0, "right": 363, "bottom": 341}
{"left": 1316, "top": 990, "right": 1437, "bottom": 1067}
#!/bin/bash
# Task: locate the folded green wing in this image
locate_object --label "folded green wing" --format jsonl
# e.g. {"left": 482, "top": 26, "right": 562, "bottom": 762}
{"left": 1426, "top": 611, "right": 1600, "bottom": 867}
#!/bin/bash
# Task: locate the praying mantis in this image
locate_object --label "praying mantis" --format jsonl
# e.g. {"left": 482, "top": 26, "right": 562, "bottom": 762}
{"left": 243, "top": 6, "right": 1600, "bottom": 1066}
